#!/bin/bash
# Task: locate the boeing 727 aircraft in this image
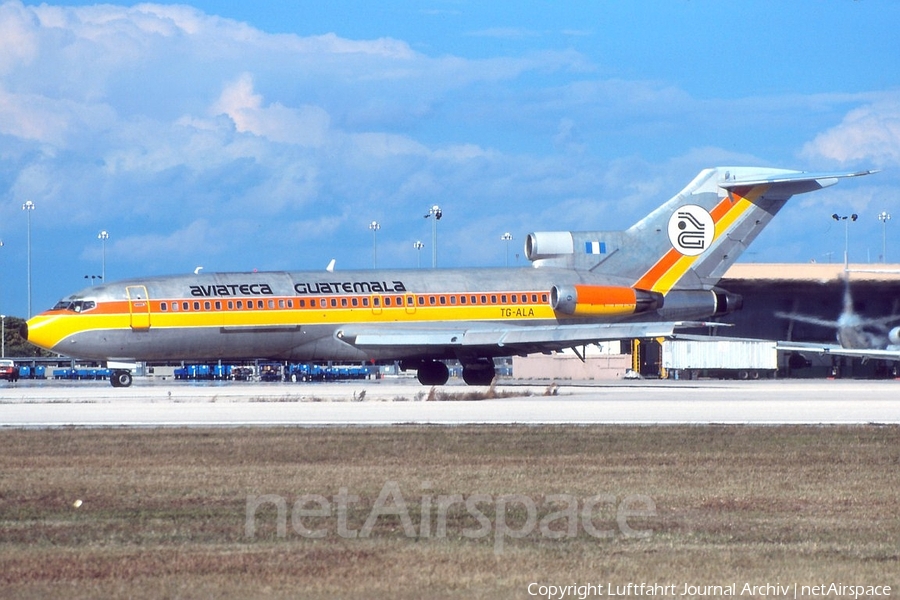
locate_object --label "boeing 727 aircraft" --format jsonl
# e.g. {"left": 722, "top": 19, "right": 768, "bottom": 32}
{"left": 24, "top": 166, "right": 873, "bottom": 387}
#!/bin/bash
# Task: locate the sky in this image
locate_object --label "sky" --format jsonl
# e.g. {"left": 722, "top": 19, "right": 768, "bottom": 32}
{"left": 1, "top": 0, "right": 899, "bottom": 317}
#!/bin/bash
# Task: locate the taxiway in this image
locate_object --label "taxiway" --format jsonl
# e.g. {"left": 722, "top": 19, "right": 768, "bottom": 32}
{"left": 1, "top": 378, "right": 898, "bottom": 427}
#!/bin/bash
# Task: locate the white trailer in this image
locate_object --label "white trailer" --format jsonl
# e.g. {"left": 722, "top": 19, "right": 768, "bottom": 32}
{"left": 662, "top": 339, "right": 778, "bottom": 380}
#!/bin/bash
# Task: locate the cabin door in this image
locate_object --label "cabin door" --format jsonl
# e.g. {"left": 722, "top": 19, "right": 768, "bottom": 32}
{"left": 126, "top": 285, "right": 151, "bottom": 330}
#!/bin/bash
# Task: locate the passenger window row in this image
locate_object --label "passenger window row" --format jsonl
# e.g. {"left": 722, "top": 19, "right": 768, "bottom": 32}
{"left": 156, "top": 292, "right": 549, "bottom": 312}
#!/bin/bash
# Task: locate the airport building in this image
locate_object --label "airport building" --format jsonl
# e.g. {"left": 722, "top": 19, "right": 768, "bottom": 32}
{"left": 514, "top": 263, "right": 900, "bottom": 380}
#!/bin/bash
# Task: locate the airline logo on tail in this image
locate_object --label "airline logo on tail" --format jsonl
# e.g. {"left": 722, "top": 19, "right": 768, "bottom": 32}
{"left": 668, "top": 205, "right": 714, "bottom": 256}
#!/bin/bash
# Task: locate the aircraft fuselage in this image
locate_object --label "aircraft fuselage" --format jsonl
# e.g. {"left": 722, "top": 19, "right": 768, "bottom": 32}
{"left": 25, "top": 266, "right": 653, "bottom": 363}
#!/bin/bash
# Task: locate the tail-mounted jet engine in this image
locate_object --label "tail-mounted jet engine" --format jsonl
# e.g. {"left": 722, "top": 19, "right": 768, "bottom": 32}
{"left": 550, "top": 285, "right": 742, "bottom": 321}
{"left": 551, "top": 285, "right": 662, "bottom": 317}
{"left": 655, "top": 289, "right": 743, "bottom": 321}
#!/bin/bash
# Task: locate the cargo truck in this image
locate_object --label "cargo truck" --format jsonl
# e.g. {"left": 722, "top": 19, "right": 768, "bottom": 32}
{"left": 662, "top": 339, "right": 778, "bottom": 380}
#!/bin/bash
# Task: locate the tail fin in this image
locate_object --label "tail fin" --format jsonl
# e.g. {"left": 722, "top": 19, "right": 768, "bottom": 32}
{"left": 635, "top": 167, "right": 876, "bottom": 292}
{"left": 525, "top": 167, "right": 874, "bottom": 291}
{"left": 611, "top": 167, "right": 872, "bottom": 291}
{"left": 522, "top": 166, "right": 872, "bottom": 323}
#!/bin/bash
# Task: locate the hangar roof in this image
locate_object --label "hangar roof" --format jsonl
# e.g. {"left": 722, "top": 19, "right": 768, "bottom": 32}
{"left": 723, "top": 263, "right": 900, "bottom": 283}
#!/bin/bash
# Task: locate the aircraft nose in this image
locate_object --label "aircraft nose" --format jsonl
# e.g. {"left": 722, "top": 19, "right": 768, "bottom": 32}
{"left": 25, "top": 314, "right": 78, "bottom": 355}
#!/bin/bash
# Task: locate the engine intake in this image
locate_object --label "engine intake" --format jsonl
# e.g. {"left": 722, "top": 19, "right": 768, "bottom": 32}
{"left": 525, "top": 232, "right": 574, "bottom": 261}
{"left": 551, "top": 285, "right": 661, "bottom": 317}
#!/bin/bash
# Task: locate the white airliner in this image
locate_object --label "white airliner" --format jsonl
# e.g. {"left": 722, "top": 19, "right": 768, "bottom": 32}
{"left": 778, "top": 269, "right": 900, "bottom": 361}
{"left": 25, "top": 167, "right": 873, "bottom": 387}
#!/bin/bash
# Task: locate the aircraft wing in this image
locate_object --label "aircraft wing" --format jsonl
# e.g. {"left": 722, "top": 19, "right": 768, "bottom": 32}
{"left": 336, "top": 321, "right": 718, "bottom": 356}
{"left": 777, "top": 341, "right": 900, "bottom": 362}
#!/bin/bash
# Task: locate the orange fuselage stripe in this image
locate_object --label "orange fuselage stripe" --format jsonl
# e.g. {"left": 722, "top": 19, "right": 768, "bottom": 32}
{"left": 27, "top": 290, "right": 572, "bottom": 349}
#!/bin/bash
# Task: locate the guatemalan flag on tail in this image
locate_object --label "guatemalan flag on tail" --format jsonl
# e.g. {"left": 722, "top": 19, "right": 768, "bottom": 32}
{"left": 585, "top": 241, "right": 606, "bottom": 254}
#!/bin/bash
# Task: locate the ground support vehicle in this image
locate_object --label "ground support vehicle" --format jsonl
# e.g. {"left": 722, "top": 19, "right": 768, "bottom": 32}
{"left": 662, "top": 339, "right": 777, "bottom": 380}
{"left": 0, "top": 359, "right": 19, "bottom": 382}
{"left": 284, "top": 363, "right": 373, "bottom": 382}
{"left": 52, "top": 367, "right": 112, "bottom": 380}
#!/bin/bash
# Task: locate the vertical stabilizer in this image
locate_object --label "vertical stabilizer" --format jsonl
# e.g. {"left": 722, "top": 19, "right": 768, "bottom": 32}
{"left": 526, "top": 167, "right": 873, "bottom": 293}
{"left": 625, "top": 167, "right": 874, "bottom": 292}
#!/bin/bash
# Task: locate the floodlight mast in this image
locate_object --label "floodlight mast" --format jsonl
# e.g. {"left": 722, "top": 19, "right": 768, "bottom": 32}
{"left": 831, "top": 212, "right": 858, "bottom": 266}
{"left": 501, "top": 232, "right": 513, "bottom": 266}
{"left": 22, "top": 200, "right": 35, "bottom": 319}
{"left": 98, "top": 230, "right": 109, "bottom": 281}
{"left": 878, "top": 211, "right": 891, "bottom": 263}
{"left": 413, "top": 240, "right": 424, "bottom": 269}
{"left": 424, "top": 205, "right": 442, "bottom": 268}
{"left": 368, "top": 221, "right": 380, "bottom": 269}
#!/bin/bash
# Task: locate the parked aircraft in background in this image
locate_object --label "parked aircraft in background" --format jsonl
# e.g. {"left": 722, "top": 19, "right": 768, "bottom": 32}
{"left": 25, "top": 167, "right": 873, "bottom": 387}
{"left": 777, "top": 269, "right": 900, "bottom": 361}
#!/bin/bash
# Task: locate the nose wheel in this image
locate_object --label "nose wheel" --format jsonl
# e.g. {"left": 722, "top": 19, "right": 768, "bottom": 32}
{"left": 110, "top": 370, "right": 133, "bottom": 388}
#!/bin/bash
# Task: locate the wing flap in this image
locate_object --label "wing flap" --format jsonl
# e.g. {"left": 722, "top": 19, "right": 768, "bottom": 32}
{"left": 338, "top": 321, "right": 718, "bottom": 354}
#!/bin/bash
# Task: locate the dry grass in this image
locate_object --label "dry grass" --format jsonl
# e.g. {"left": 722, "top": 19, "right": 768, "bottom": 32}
{"left": 1, "top": 425, "right": 898, "bottom": 598}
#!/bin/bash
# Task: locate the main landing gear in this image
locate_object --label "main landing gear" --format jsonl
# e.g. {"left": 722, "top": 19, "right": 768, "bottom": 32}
{"left": 401, "top": 358, "right": 496, "bottom": 386}
{"left": 461, "top": 358, "right": 496, "bottom": 386}
{"left": 416, "top": 360, "right": 450, "bottom": 385}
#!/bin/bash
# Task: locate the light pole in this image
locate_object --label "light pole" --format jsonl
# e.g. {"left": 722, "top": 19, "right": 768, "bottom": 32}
{"left": 0, "top": 314, "right": 5, "bottom": 358}
{"left": 424, "top": 205, "right": 442, "bottom": 268}
{"left": 501, "top": 232, "right": 513, "bottom": 267}
{"left": 98, "top": 230, "right": 109, "bottom": 281}
{"left": 22, "top": 200, "right": 34, "bottom": 318}
{"left": 878, "top": 212, "right": 891, "bottom": 263}
{"left": 831, "top": 212, "right": 858, "bottom": 266}
{"left": 413, "top": 241, "right": 424, "bottom": 269}
{"left": 368, "top": 221, "right": 380, "bottom": 269}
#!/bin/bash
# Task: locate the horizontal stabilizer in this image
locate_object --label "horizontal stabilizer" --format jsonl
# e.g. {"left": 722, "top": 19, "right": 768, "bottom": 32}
{"left": 720, "top": 169, "right": 877, "bottom": 192}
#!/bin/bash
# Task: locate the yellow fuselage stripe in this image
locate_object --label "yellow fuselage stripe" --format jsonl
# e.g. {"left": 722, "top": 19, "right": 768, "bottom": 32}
{"left": 28, "top": 292, "right": 566, "bottom": 350}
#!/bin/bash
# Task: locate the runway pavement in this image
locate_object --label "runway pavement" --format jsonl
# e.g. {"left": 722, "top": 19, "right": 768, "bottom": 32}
{"left": 2, "top": 377, "right": 898, "bottom": 426}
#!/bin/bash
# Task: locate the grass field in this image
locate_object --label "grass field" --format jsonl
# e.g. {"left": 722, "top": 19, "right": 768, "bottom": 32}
{"left": 1, "top": 425, "right": 898, "bottom": 599}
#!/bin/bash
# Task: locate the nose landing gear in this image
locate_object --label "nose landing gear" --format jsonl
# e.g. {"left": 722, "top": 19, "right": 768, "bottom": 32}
{"left": 110, "top": 370, "right": 133, "bottom": 388}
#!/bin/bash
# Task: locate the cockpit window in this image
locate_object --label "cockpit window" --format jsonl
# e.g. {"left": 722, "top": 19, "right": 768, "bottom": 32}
{"left": 52, "top": 300, "right": 97, "bottom": 313}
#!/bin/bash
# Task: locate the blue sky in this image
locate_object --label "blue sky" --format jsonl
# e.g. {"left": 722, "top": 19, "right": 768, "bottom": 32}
{"left": 1, "top": 0, "right": 898, "bottom": 317}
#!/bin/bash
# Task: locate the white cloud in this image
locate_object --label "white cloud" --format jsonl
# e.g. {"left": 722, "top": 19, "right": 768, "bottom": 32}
{"left": 0, "top": 87, "right": 71, "bottom": 144}
{"left": 350, "top": 132, "right": 428, "bottom": 159}
{"left": 211, "top": 73, "right": 330, "bottom": 146}
{"left": 0, "top": 0, "right": 895, "bottom": 313}
{"left": 802, "top": 94, "right": 900, "bottom": 167}
{"left": 115, "top": 219, "right": 224, "bottom": 263}
{"left": 0, "top": 1, "right": 38, "bottom": 74}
